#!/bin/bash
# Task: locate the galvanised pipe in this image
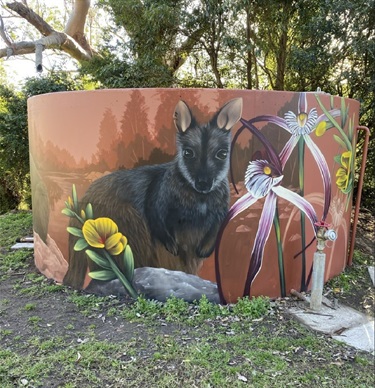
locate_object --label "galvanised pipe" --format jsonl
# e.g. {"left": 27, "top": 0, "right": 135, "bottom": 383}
{"left": 347, "top": 126, "right": 370, "bottom": 266}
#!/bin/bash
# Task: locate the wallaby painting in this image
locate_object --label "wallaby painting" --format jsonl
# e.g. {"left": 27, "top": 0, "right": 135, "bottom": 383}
{"left": 63, "top": 98, "right": 243, "bottom": 290}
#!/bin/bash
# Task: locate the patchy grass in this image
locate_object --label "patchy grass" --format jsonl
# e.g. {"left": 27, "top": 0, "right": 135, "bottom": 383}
{"left": 0, "top": 211, "right": 374, "bottom": 387}
{"left": 0, "top": 211, "right": 32, "bottom": 247}
{"left": 326, "top": 250, "right": 374, "bottom": 316}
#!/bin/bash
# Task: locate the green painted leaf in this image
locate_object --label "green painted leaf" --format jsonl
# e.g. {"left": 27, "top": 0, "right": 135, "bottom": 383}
{"left": 85, "top": 203, "right": 94, "bottom": 219}
{"left": 342, "top": 185, "right": 352, "bottom": 194}
{"left": 334, "top": 155, "right": 341, "bottom": 164}
{"left": 341, "top": 98, "right": 348, "bottom": 128}
{"left": 72, "top": 184, "right": 78, "bottom": 209}
{"left": 61, "top": 208, "right": 75, "bottom": 217}
{"left": 123, "top": 245, "right": 134, "bottom": 282}
{"left": 89, "top": 270, "right": 116, "bottom": 281}
{"left": 85, "top": 250, "right": 110, "bottom": 269}
{"left": 348, "top": 116, "right": 354, "bottom": 141}
{"left": 333, "top": 134, "right": 348, "bottom": 150}
{"left": 315, "top": 95, "right": 351, "bottom": 149}
{"left": 74, "top": 238, "right": 89, "bottom": 251}
{"left": 66, "top": 226, "right": 83, "bottom": 238}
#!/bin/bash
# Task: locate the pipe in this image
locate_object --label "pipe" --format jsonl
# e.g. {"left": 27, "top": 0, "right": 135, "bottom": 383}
{"left": 310, "top": 225, "right": 337, "bottom": 311}
{"left": 310, "top": 252, "right": 326, "bottom": 310}
{"left": 347, "top": 126, "right": 370, "bottom": 266}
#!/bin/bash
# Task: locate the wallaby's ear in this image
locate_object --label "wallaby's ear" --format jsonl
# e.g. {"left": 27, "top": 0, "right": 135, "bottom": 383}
{"left": 174, "top": 100, "right": 192, "bottom": 132}
{"left": 216, "top": 98, "right": 243, "bottom": 131}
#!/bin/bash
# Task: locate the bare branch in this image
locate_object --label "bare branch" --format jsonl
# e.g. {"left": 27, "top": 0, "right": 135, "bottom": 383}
{"left": 6, "top": 1, "right": 54, "bottom": 36}
{"left": 169, "top": 27, "right": 206, "bottom": 72}
{"left": 1, "top": 1, "right": 93, "bottom": 64}
{"left": 0, "top": 32, "right": 92, "bottom": 62}
{"left": 65, "top": 0, "right": 90, "bottom": 36}
{"left": 0, "top": 15, "right": 12, "bottom": 46}
{"left": 60, "top": 33, "right": 92, "bottom": 61}
{"left": 0, "top": 40, "right": 35, "bottom": 56}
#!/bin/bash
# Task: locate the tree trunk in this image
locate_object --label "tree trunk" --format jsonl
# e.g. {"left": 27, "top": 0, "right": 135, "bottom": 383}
{"left": 246, "top": 8, "right": 252, "bottom": 90}
{"left": 275, "top": 28, "right": 287, "bottom": 90}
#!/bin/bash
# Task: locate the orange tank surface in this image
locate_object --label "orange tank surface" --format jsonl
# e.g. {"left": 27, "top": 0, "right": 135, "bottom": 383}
{"left": 28, "top": 89, "right": 360, "bottom": 303}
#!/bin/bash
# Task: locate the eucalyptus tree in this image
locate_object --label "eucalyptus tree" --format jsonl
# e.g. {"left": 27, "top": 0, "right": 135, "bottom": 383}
{"left": 0, "top": 1, "right": 98, "bottom": 71}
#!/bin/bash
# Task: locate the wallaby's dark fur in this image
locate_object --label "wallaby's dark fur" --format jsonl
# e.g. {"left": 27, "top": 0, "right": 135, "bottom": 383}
{"left": 63, "top": 98, "right": 243, "bottom": 290}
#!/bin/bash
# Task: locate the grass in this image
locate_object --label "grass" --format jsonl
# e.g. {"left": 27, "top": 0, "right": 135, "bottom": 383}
{"left": 0, "top": 324, "right": 373, "bottom": 387}
{"left": 327, "top": 250, "right": 372, "bottom": 292}
{"left": 0, "top": 211, "right": 33, "bottom": 247}
{"left": 0, "top": 210, "right": 374, "bottom": 387}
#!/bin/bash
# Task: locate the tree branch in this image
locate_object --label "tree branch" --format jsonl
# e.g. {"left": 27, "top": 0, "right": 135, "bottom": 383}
{"left": 64, "top": 0, "right": 92, "bottom": 54}
{"left": 169, "top": 27, "right": 206, "bottom": 71}
{"left": 6, "top": 1, "right": 54, "bottom": 36}
{"left": 1, "top": 1, "right": 93, "bottom": 67}
{"left": 0, "top": 32, "right": 92, "bottom": 62}
{"left": 0, "top": 15, "right": 12, "bottom": 47}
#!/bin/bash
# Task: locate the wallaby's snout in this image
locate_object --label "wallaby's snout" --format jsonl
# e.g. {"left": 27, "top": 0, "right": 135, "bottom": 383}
{"left": 195, "top": 176, "right": 212, "bottom": 194}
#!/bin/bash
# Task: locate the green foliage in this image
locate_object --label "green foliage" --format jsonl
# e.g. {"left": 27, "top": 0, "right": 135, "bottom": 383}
{"left": 0, "top": 211, "right": 33, "bottom": 280}
{"left": 326, "top": 250, "right": 373, "bottom": 294}
{"left": 121, "top": 294, "right": 270, "bottom": 324}
{"left": 23, "top": 303, "right": 37, "bottom": 311}
{"left": 194, "top": 294, "right": 225, "bottom": 319}
{"left": 232, "top": 296, "right": 270, "bottom": 319}
{"left": 67, "top": 292, "right": 113, "bottom": 316}
{"left": 28, "top": 315, "right": 42, "bottom": 326}
{"left": 121, "top": 295, "right": 163, "bottom": 320}
{"left": 80, "top": 50, "right": 175, "bottom": 88}
{"left": 162, "top": 295, "right": 190, "bottom": 321}
{"left": 22, "top": 72, "right": 83, "bottom": 98}
{"left": 83, "top": 0, "right": 207, "bottom": 87}
{"left": 0, "top": 211, "right": 32, "bottom": 247}
{"left": 89, "top": 1, "right": 374, "bottom": 207}
{"left": 0, "top": 86, "right": 29, "bottom": 213}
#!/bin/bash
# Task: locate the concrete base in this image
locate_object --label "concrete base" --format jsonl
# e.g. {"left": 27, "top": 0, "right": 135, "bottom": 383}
{"left": 287, "top": 296, "right": 374, "bottom": 354}
{"left": 332, "top": 321, "right": 375, "bottom": 353}
{"left": 368, "top": 266, "right": 375, "bottom": 287}
{"left": 11, "top": 243, "right": 34, "bottom": 250}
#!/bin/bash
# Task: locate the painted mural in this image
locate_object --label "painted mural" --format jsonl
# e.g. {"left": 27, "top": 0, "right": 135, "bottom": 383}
{"left": 28, "top": 89, "right": 360, "bottom": 303}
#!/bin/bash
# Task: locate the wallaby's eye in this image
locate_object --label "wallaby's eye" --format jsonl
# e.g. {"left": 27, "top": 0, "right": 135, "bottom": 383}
{"left": 216, "top": 149, "right": 228, "bottom": 160}
{"left": 183, "top": 148, "right": 195, "bottom": 159}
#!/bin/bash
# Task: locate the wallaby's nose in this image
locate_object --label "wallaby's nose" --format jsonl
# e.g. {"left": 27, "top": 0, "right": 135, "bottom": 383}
{"left": 195, "top": 178, "right": 211, "bottom": 193}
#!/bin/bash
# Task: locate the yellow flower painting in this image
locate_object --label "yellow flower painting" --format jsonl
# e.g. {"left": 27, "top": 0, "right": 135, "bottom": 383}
{"left": 336, "top": 150, "right": 352, "bottom": 192}
{"left": 82, "top": 217, "right": 128, "bottom": 255}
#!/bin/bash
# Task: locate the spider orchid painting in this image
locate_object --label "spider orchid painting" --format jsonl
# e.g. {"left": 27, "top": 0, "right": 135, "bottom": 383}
{"left": 216, "top": 117, "right": 319, "bottom": 303}
{"left": 216, "top": 92, "right": 358, "bottom": 304}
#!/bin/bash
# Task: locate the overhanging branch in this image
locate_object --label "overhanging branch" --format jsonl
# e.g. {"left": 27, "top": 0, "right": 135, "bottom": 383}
{"left": 1, "top": 1, "right": 93, "bottom": 69}
{"left": 0, "top": 32, "right": 92, "bottom": 61}
{"left": 6, "top": 1, "right": 54, "bottom": 36}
